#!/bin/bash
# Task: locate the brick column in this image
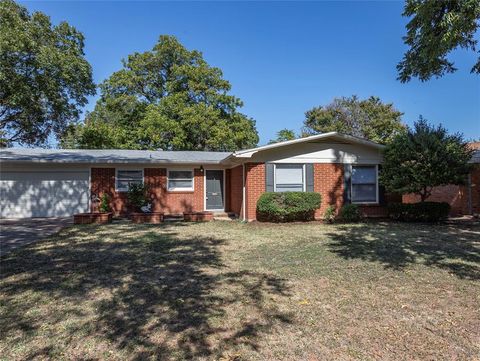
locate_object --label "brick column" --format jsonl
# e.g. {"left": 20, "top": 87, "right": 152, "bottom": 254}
{"left": 314, "top": 163, "right": 344, "bottom": 219}
{"left": 245, "top": 163, "right": 265, "bottom": 221}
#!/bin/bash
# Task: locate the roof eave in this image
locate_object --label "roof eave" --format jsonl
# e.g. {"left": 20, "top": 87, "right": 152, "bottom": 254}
{"left": 232, "top": 132, "right": 384, "bottom": 158}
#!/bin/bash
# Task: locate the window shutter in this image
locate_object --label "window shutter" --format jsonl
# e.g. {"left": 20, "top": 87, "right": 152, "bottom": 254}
{"left": 265, "top": 163, "right": 274, "bottom": 192}
{"left": 378, "top": 165, "right": 386, "bottom": 205}
{"left": 343, "top": 164, "right": 352, "bottom": 204}
{"left": 306, "top": 164, "right": 314, "bottom": 192}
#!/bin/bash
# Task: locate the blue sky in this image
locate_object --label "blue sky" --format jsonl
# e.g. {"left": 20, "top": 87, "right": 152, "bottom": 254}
{"left": 23, "top": 1, "right": 480, "bottom": 145}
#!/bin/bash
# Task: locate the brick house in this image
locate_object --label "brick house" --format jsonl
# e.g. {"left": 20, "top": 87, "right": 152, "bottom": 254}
{"left": 2, "top": 132, "right": 475, "bottom": 220}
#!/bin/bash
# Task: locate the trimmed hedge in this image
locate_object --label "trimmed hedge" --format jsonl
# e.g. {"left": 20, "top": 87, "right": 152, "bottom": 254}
{"left": 387, "top": 202, "right": 450, "bottom": 222}
{"left": 256, "top": 192, "right": 322, "bottom": 222}
{"left": 339, "top": 204, "right": 362, "bottom": 222}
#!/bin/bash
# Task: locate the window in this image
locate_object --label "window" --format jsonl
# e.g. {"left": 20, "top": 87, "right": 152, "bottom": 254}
{"left": 275, "top": 164, "right": 304, "bottom": 192}
{"left": 116, "top": 170, "right": 143, "bottom": 192}
{"left": 351, "top": 165, "right": 378, "bottom": 203}
{"left": 168, "top": 170, "right": 194, "bottom": 191}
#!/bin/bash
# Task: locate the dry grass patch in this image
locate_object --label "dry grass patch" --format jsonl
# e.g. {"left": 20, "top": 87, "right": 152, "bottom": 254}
{"left": 1, "top": 220, "right": 479, "bottom": 360}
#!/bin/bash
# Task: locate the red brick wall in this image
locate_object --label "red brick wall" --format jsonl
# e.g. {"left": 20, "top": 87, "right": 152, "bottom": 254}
{"left": 90, "top": 168, "right": 125, "bottom": 213}
{"left": 403, "top": 186, "right": 468, "bottom": 215}
{"left": 159, "top": 168, "right": 204, "bottom": 214}
{"left": 402, "top": 165, "right": 480, "bottom": 216}
{"left": 91, "top": 167, "right": 205, "bottom": 216}
{"left": 229, "top": 165, "right": 243, "bottom": 216}
{"left": 313, "top": 163, "right": 344, "bottom": 219}
{"left": 245, "top": 163, "right": 265, "bottom": 220}
{"left": 472, "top": 165, "right": 480, "bottom": 214}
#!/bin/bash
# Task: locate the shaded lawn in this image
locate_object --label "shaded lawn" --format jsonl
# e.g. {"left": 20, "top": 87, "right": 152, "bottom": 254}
{"left": 1, "top": 221, "right": 479, "bottom": 360}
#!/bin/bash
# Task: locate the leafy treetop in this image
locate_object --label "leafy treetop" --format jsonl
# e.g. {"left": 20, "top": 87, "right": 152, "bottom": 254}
{"left": 62, "top": 35, "right": 258, "bottom": 151}
{"left": 268, "top": 129, "right": 297, "bottom": 144}
{"left": 302, "top": 96, "right": 405, "bottom": 144}
{"left": 398, "top": 0, "right": 480, "bottom": 82}
{"left": 0, "top": 0, "right": 95, "bottom": 147}
{"left": 380, "top": 117, "right": 474, "bottom": 202}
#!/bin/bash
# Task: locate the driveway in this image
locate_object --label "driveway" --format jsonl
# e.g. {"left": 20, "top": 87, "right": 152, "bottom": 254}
{"left": 0, "top": 217, "right": 71, "bottom": 256}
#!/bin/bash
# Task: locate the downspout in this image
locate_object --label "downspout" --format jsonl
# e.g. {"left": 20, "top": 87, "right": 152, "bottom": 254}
{"left": 242, "top": 163, "right": 246, "bottom": 221}
{"left": 467, "top": 173, "right": 473, "bottom": 215}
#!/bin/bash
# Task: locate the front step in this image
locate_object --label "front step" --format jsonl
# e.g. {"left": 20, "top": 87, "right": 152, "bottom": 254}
{"left": 163, "top": 214, "right": 184, "bottom": 222}
{"left": 213, "top": 212, "right": 237, "bottom": 221}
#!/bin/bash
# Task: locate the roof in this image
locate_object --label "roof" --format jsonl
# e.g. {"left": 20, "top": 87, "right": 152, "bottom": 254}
{"left": 0, "top": 148, "right": 232, "bottom": 164}
{"left": 468, "top": 142, "right": 480, "bottom": 150}
{"left": 232, "top": 132, "right": 384, "bottom": 158}
{"left": 472, "top": 150, "right": 480, "bottom": 164}
{"left": 0, "top": 133, "right": 384, "bottom": 164}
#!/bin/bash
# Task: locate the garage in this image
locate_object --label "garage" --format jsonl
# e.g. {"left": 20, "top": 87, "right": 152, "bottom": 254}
{"left": 0, "top": 168, "right": 90, "bottom": 218}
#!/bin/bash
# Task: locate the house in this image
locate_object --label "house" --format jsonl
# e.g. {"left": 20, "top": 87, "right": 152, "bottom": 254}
{"left": 402, "top": 144, "right": 480, "bottom": 216}
{"left": 0, "top": 132, "right": 400, "bottom": 220}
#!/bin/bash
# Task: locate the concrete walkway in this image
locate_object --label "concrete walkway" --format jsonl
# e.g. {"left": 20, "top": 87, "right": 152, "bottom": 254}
{"left": 0, "top": 217, "right": 71, "bottom": 256}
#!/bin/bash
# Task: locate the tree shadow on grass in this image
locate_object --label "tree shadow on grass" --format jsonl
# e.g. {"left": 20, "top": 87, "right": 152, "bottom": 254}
{"left": 0, "top": 223, "right": 292, "bottom": 360}
{"left": 326, "top": 221, "right": 480, "bottom": 280}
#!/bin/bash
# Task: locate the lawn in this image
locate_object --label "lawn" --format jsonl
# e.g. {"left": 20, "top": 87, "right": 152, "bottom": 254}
{"left": 1, "top": 220, "right": 479, "bottom": 360}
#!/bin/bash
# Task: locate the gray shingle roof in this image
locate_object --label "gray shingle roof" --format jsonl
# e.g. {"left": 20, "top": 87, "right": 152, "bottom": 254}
{"left": 0, "top": 148, "right": 232, "bottom": 164}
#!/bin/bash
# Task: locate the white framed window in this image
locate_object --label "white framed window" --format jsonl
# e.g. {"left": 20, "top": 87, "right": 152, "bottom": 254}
{"left": 116, "top": 169, "right": 144, "bottom": 192}
{"left": 274, "top": 164, "right": 305, "bottom": 192}
{"left": 168, "top": 169, "right": 194, "bottom": 191}
{"left": 351, "top": 165, "right": 378, "bottom": 203}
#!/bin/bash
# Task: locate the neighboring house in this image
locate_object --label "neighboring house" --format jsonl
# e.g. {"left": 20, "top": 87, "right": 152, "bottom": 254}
{"left": 403, "top": 144, "right": 480, "bottom": 216}
{"left": 1, "top": 132, "right": 397, "bottom": 220}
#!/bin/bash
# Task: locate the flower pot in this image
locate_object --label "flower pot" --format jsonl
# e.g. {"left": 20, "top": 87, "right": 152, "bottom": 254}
{"left": 73, "top": 212, "right": 113, "bottom": 224}
{"left": 130, "top": 212, "right": 164, "bottom": 224}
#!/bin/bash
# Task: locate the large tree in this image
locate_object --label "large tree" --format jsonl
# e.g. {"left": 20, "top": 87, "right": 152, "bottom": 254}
{"left": 63, "top": 35, "right": 258, "bottom": 151}
{"left": 0, "top": 0, "right": 95, "bottom": 147}
{"left": 398, "top": 0, "right": 480, "bottom": 82}
{"left": 380, "top": 118, "right": 473, "bottom": 201}
{"left": 302, "top": 96, "right": 405, "bottom": 144}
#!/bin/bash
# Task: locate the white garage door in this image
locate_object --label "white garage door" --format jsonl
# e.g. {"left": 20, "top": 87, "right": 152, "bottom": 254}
{"left": 0, "top": 170, "right": 90, "bottom": 218}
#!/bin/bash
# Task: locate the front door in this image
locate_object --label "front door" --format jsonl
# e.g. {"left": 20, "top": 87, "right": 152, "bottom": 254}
{"left": 206, "top": 170, "right": 224, "bottom": 210}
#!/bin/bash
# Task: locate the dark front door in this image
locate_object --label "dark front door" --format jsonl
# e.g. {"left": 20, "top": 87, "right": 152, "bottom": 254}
{"left": 206, "top": 170, "right": 224, "bottom": 210}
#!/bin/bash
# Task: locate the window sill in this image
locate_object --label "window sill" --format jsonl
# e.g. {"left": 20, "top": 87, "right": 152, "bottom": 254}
{"left": 352, "top": 202, "right": 380, "bottom": 206}
{"left": 167, "top": 189, "right": 195, "bottom": 193}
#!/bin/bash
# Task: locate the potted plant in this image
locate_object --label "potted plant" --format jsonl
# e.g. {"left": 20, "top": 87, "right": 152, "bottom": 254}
{"left": 127, "top": 183, "right": 164, "bottom": 223}
{"left": 73, "top": 193, "right": 113, "bottom": 224}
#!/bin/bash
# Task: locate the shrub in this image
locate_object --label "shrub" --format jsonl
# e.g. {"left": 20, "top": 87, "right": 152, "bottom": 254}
{"left": 323, "top": 205, "right": 336, "bottom": 224}
{"left": 127, "top": 183, "right": 149, "bottom": 212}
{"left": 387, "top": 202, "right": 450, "bottom": 222}
{"left": 256, "top": 192, "right": 322, "bottom": 222}
{"left": 339, "top": 204, "right": 361, "bottom": 222}
{"left": 99, "top": 193, "right": 110, "bottom": 213}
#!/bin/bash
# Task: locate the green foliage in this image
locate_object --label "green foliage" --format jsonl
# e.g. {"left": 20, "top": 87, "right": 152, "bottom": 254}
{"left": 339, "top": 204, "right": 361, "bottom": 222}
{"left": 127, "top": 183, "right": 149, "bottom": 212}
{"left": 256, "top": 192, "right": 322, "bottom": 222}
{"left": 0, "top": 0, "right": 95, "bottom": 146}
{"left": 380, "top": 118, "right": 473, "bottom": 202}
{"left": 99, "top": 193, "right": 110, "bottom": 213}
{"left": 388, "top": 202, "right": 451, "bottom": 222}
{"left": 398, "top": 0, "right": 480, "bottom": 82}
{"left": 63, "top": 35, "right": 258, "bottom": 151}
{"left": 323, "top": 205, "right": 336, "bottom": 224}
{"left": 268, "top": 129, "right": 296, "bottom": 144}
{"left": 302, "top": 96, "right": 405, "bottom": 144}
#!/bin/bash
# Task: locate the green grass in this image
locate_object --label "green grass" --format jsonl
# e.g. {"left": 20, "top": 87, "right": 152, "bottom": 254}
{"left": 1, "top": 220, "right": 479, "bottom": 360}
